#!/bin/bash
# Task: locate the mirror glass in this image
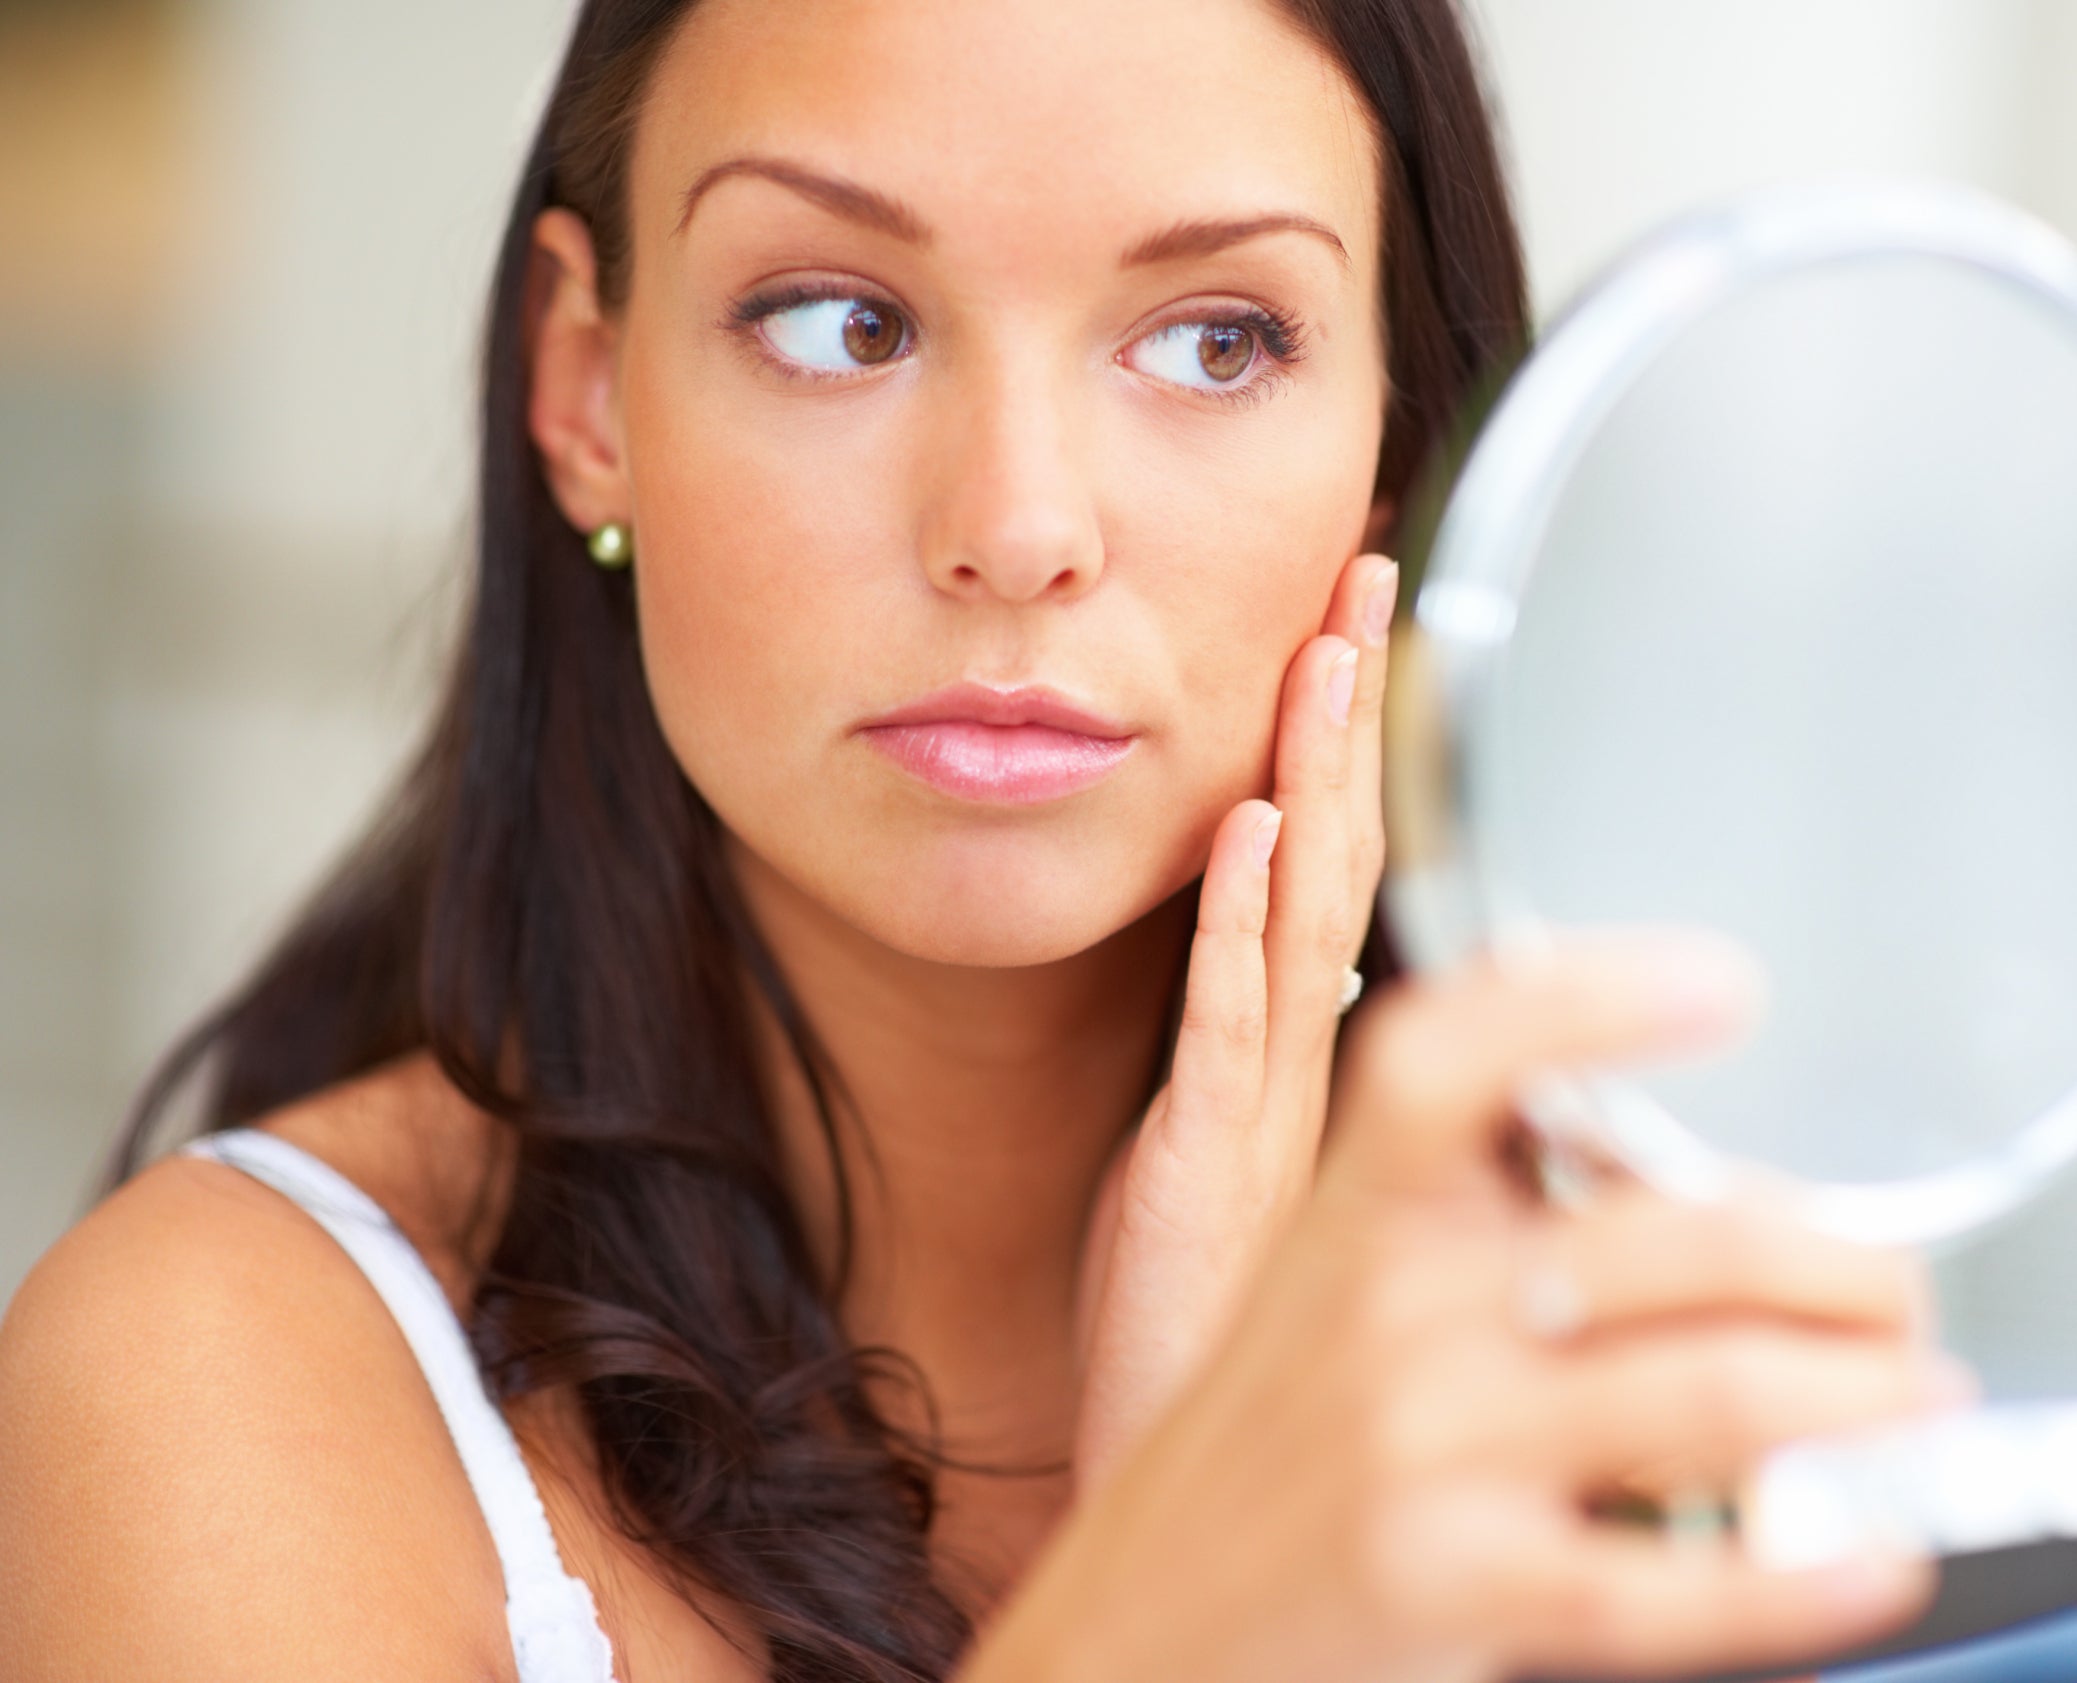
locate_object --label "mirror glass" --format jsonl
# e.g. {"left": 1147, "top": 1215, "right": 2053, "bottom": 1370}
{"left": 1387, "top": 183, "right": 2077, "bottom": 1247}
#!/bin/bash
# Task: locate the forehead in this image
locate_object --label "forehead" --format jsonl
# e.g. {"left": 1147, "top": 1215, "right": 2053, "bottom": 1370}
{"left": 631, "top": 0, "right": 1382, "bottom": 274}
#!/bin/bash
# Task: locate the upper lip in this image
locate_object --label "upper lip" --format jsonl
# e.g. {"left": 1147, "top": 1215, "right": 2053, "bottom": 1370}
{"left": 859, "top": 683, "right": 1136, "bottom": 740}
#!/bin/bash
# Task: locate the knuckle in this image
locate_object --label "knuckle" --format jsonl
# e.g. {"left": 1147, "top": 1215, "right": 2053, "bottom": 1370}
{"left": 1542, "top": 1564, "right": 1632, "bottom": 1655}
{"left": 1179, "top": 990, "right": 1268, "bottom": 1053}
{"left": 1353, "top": 1507, "right": 1421, "bottom": 1623}
{"left": 1237, "top": 885, "right": 1272, "bottom": 939}
{"left": 1877, "top": 1346, "right": 1933, "bottom": 1413}
{"left": 1696, "top": 1337, "right": 1782, "bottom": 1445}
{"left": 1358, "top": 1329, "right": 1502, "bottom": 1485}
{"left": 1365, "top": 1384, "right": 1448, "bottom": 1490}
{"left": 1354, "top": 1495, "right": 1475, "bottom": 1637}
{"left": 1360, "top": 1491, "right": 1550, "bottom": 1672}
{"left": 1354, "top": 1250, "right": 1428, "bottom": 1349}
{"left": 1893, "top": 1249, "right": 1938, "bottom": 1333}
{"left": 1218, "top": 893, "right": 1270, "bottom": 943}
{"left": 1589, "top": 1182, "right": 1666, "bottom": 1239}
{"left": 1459, "top": 942, "right": 1520, "bottom": 995}
{"left": 1313, "top": 901, "right": 1362, "bottom": 965}
{"left": 1354, "top": 831, "right": 1387, "bottom": 892}
{"left": 1364, "top": 1009, "right": 1455, "bottom": 1118}
{"left": 1696, "top": 1206, "right": 1779, "bottom": 1298}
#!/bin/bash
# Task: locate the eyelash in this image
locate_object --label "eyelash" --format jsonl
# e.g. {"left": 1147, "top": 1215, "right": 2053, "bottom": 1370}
{"left": 722, "top": 283, "right": 1310, "bottom": 405}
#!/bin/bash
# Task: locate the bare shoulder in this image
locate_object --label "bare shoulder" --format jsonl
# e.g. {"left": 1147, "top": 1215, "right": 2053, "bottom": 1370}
{"left": 0, "top": 1056, "right": 516, "bottom": 1682}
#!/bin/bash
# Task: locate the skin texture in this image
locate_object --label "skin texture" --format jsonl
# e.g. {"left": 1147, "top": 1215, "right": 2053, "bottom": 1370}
{"left": 526, "top": 0, "right": 1395, "bottom": 1594}
{"left": 626, "top": 0, "right": 1384, "bottom": 970}
{"left": 0, "top": 1, "right": 1968, "bottom": 1678}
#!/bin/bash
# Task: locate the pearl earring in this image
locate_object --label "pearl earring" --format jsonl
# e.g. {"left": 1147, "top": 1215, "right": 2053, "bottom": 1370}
{"left": 588, "top": 522, "right": 633, "bottom": 569}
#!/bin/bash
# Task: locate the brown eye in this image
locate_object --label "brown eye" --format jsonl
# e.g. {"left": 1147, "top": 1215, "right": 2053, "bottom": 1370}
{"left": 842, "top": 303, "right": 906, "bottom": 366}
{"left": 1197, "top": 324, "right": 1256, "bottom": 383}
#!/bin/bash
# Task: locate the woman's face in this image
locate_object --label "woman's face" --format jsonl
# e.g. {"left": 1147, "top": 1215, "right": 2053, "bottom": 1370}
{"left": 545, "top": 0, "right": 1388, "bottom": 967}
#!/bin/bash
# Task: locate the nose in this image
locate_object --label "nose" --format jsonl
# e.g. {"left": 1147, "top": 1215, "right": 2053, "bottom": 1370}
{"left": 916, "top": 361, "right": 1106, "bottom": 606}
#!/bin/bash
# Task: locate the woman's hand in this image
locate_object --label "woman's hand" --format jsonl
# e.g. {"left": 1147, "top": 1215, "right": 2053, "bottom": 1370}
{"left": 975, "top": 932, "right": 1966, "bottom": 1683}
{"left": 1069, "top": 550, "right": 1401, "bottom": 1495}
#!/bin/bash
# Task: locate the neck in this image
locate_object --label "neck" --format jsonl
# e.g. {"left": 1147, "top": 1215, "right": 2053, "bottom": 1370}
{"left": 725, "top": 831, "right": 1190, "bottom": 1588}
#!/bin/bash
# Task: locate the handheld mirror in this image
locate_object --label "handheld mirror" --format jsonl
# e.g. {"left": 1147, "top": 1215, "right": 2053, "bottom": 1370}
{"left": 1384, "top": 178, "right": 2077, "bottom": 1255}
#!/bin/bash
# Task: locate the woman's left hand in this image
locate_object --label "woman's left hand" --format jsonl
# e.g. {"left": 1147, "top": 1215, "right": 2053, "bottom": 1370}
{"left": 1069, "top": 550, "right": 1400, "bottom": 1496}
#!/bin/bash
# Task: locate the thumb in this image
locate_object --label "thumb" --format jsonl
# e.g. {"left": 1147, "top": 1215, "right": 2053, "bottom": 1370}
{"left": 1320, "top": 926, "right": 1768, "bottom": 1204}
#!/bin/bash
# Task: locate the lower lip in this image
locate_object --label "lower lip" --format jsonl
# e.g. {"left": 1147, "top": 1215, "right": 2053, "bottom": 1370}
{"left": 860, "top": 721, "right": 1138, "bottom": 804}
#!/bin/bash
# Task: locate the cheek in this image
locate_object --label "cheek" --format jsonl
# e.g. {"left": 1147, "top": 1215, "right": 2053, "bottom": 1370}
{"left": 612, "top": 310, "right": 1384, "bottom": 965}
{"left": 1098, "top": 386, "right": 1384, "bottom": 795}
{"left": 618, "top": 344, "right": 911, "bottom": 835}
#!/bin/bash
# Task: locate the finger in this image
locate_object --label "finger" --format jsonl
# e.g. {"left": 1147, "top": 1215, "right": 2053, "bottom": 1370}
{"left": 1318, "top": 554, "right": 1398, "bottom": 913}
{"left": 1323, "top": 926, "right": 1769, "bottom": 1200}
{"left": 1535, "top": 1324, "right": 1974, "bottom": 1490}
{"left": 1261, "top": 633, "right": 1361, "bottom": 1091}
{"left": 1520, "top": 1188, "right": 1935, "bottom": 1343}
{"left": 1506, "top": 1525, "right": 1933, "bottom": 1680}
{"left": 1161, "top": 800, "right": 1282, "bottom": 1146}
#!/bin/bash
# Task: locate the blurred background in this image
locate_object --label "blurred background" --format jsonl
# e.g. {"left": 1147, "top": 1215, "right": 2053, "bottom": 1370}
{"left": 4, "top": 0, "right": 2077, "bottom": 1366}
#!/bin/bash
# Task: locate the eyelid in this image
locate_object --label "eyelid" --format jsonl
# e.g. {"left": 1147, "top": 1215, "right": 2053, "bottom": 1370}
{"left": 729, "top": 275, "right": 904, "bottom": 324}
{"left": 721, "top": 280, "right": 1307, "bottom": 400}
{"left": 1119, "top": 299, "right": 1308, "bottom": 403}
{"left": 1129, "top": 296, "right": 1304, "bottom": 358}
{"left": 725, "top": 277, "right": 919, "bottom": 379}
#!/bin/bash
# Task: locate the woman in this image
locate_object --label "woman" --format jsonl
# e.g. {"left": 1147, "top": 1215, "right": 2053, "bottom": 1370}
{"left": 0, "top": 1, "right": 1964, "bottom": 1678}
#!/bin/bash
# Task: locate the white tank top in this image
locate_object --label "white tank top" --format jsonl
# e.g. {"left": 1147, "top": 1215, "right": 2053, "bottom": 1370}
{"left": 179, "top": 1127, "right": 621, "bottom": 1683}
{"left": 177, "top": 1130, "right": 2077, "bottom": 1683}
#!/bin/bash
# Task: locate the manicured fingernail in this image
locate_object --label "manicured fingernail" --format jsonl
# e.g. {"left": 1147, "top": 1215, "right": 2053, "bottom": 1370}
{"left": 1326, "top": 646, "right": 1359, "bottom": 726}
{"left": 1904, "top": 1267, "right": 1942, "bottom": 1345}
{"left": 1816, "top": 1550, "right": 1928, "bottom": 1614}
{"left": 1637, "top": 932, "right": 1770, "bottom": 1036}
{"left": 1251, "top": 807, "right": 1284, "bottom": 871}
{"left": 1362, "top": 560, "right": 1401, "bottom": 648}
{"left": 1924, "top": 1352, "right": 1980, "bottom": 1411}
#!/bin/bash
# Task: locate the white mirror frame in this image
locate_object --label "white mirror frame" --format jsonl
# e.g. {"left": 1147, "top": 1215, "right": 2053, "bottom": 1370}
{"left": 1384, "top": 177, "right": 2077, "bottom": 1248}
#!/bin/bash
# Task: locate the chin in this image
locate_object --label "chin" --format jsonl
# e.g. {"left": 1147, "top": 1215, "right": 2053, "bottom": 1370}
{"left": 844, "top": 847, "right": 1177, "bottom": 969}
{"left": 718, "top": 775, "right": 1219, "bottom": 971}
{"left": 746, "top": 810, "right": 1188, "bottom": 968}
{"left": 863, "top": 897, "right": 1125, "bottom": 969}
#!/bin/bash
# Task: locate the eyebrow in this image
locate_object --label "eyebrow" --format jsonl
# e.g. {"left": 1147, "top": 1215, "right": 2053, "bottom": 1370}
{"left": 676, "top": 157, "right": 933, "bottom": 243}
{"left": 1122, "top": 214, "right": 1351, "bottom": 271}
{"left": 674, "top": 156, "right": 1349, "bottom": 272}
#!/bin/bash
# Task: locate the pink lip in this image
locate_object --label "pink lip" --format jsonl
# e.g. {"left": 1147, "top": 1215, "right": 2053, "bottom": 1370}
{"left": 857, "top": 684, "right": 1140, "bottom": 805}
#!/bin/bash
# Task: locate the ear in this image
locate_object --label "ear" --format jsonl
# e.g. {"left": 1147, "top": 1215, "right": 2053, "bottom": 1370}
{"left": 527, "top": 208, "right": 630, "bottom": 536}
{"left": 1361, "top": 494, "right": 1401, "bottom": 556}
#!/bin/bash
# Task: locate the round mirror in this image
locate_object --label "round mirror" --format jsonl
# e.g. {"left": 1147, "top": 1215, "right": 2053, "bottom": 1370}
{"left": 1384, "top": 179, "right": 2077, "bottom": 1248}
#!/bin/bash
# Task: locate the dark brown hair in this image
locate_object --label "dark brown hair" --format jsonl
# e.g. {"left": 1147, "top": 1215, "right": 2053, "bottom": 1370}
{"left": 103, "top": 2, "right": 1528, "bottom": 1676}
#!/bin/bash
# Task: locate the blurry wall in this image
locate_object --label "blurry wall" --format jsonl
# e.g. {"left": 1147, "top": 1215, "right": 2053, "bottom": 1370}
{"left": 0, "top": 0, "right": 575, "bottom": 1299}
{"left": 1471, "top": 0, "right": 2077, "bottom": 313}
{"left": 4, "top": 1, "right": 2077, "bottom": 1355}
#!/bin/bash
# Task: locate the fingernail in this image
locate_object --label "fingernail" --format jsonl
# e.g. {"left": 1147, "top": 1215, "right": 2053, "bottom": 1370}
{"left": 1816, "top": 1549, "right": 1929, "bottom": 1615}
{"left": 1251, "top": 808, "right": 1284, "bottom": 870}
{"left": 1923, "top": 1352, "right": 1981, "bottom": 1411}
{"left": 1326, "top": 646, "right": 1359, "bottom": 726}
{"left": 1901, "top": 1261, "right": 1942, "bottom": 1345}
{"left": 1362, "top": 560, "right": 1401, "bottom": 648}
{"left": 1620, "top": 931, "right": 1766, "bottom": 1032}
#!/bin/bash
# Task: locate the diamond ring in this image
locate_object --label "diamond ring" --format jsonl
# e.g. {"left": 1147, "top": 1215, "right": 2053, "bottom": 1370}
{"left": 1337, "top": 966, "right": 1365, "bottom": 1015}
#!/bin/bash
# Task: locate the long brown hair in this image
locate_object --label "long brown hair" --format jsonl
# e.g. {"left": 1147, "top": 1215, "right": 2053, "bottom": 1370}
{"left": 103, "top": 2, "right": 1528, "bottom": 1676}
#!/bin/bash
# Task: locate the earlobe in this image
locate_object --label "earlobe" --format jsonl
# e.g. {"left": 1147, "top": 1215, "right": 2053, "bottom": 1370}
{"left": 526, "top": 208, "right": 631, "bottom": 537}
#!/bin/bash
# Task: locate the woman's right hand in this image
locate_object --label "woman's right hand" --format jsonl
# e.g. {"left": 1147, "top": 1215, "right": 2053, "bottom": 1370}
{"left": 967, "top": 930, "right": 1969, "bottom": 1683}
